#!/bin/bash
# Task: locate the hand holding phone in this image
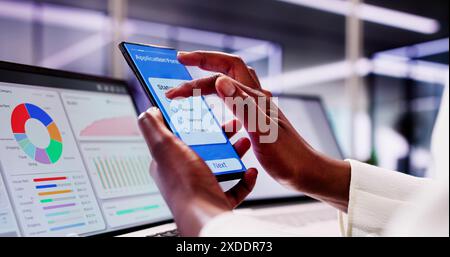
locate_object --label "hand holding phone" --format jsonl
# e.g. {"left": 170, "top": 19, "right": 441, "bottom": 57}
{"left": 119, "top": 42, "right": 247, "bottom": 181}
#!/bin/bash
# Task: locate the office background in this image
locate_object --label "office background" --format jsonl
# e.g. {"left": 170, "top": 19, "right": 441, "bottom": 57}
{"left": 0, "top": 0, "right": 448, "bottom": 177}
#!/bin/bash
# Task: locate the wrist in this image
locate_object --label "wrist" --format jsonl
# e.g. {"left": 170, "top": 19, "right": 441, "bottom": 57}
{"left": 295, "top": 149, "right": 351, "bottom": 212}
{"left": 172, "top": 197, "right": 230, "bottom": 236}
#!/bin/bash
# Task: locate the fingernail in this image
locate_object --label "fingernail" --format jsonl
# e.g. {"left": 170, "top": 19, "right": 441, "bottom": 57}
{"left": 138, "top": 111, "right": 147, "bottom": 120}
{"left": 218, "top": 79, "right": 236, "bottom": 97}
{"left": 177, "top": 51, "right": 188, "bottom": 57}
{"left": 148, "top": 106, "right": 159, "bottom": 114}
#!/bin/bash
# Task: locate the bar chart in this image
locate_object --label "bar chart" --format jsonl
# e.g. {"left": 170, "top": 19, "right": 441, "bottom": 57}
{"left": 92, "top": 156, "right": 152, "bottom": 190}
{"left": 8, "top": 172, "right": 105, "bottom": 236}
{"left": 81, "top": 143, "right": 158, "bottom": 199}
{"left": 102, "top": 194, "right": 170, "bottom": 228}
{"left": 33, "top": 176, "right": 86, "bottom": 232}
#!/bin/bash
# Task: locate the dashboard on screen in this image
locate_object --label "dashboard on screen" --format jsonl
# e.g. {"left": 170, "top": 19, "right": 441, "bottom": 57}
{"left": 0, "top": 65, "right": 172, "bottom": 237}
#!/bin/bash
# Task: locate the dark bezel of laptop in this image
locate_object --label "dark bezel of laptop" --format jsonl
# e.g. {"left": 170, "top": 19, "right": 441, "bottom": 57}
{"left": 0, "top": 60, "right": 174, "bottom": 237}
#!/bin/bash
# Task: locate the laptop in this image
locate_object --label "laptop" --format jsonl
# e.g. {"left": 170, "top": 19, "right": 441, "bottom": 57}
{"left": 0, "top": 61, "right": 174, "bottom": 237}
{"left": 0, "top": 61, "right": 343, "bottom": 237}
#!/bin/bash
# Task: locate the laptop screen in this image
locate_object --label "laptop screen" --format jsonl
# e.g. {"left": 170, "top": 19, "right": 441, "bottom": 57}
{"left": 0, "top": 62, "right": 172, "bottom": 237}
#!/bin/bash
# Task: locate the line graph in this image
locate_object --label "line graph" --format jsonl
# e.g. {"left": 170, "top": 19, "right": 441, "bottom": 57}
{"left": 61, "top": 92, "right": 142, "bottom": 141}
{"left": 79, "top": 116, "right": 141, "bottom": 137}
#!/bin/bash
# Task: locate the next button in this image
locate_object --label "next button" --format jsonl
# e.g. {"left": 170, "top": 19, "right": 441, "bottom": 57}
{"left": 206, "top": 158, "right": 243, "bottom": 173}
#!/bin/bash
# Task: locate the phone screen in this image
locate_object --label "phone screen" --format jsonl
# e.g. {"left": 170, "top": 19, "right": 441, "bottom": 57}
{"left": 122, "top": 43, "right": 246, "bottom": 177}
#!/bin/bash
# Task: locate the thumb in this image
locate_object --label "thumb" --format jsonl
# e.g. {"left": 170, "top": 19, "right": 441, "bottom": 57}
{"left": 225, "top": 168, "right": 258, "bottom": 208}
{"left": 138, "top": 107, "right": 177, "bottom": 160}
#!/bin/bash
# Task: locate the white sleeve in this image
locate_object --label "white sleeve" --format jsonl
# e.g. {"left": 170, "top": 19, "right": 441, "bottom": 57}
{"left": 340, "top": 160, "right": 434, "bottom": 237}
{"left": 200, "top": 212, "right": 304, "bottom": 237}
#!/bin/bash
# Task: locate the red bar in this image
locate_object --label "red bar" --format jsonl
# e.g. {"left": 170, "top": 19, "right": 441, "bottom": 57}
{"left": 33, "top": 176, "right": 67, "bottom": 182}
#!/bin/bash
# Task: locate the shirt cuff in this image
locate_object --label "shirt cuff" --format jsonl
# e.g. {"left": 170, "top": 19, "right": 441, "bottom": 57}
{"left": 341, "top": 160, "right": 432, "bottom": 237}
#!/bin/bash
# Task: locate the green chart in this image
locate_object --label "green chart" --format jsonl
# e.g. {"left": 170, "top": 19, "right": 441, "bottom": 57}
{"left": 92, "top": 155, "right": 153, "bottom": 191}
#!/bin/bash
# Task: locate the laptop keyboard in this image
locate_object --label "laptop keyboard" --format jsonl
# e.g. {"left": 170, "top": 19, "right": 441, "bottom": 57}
{"left": 142, "top": 203, "right": 337, "bottom": 237}
{"left": 253, "top": 207, "right": 337, "bottom": 227}
{"left": 146, "top": 228, "right": 180, "bottom": 237}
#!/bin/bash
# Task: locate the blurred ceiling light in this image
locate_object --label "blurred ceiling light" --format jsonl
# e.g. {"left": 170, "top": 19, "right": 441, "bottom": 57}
{"left": 375, "top": 38, "right": 450, "bottom": 59}
{"left": 0, "top": 0, "right": 281, "bottom": 74}
{"left": 263, "top": 57, "right": 448, "bottom": 91}
{"left": 277, "top": 0, "right": 440, "bottom": 34}
{"left": 0, "top": 0, "right": 106, "bottom": 31}
{"left": 42, "top": 4, "right": 106, "bottom": 31}
{"left": 408, "top": 61, "right": 450, "bottom": 85}
{"left": 263, "top": 58, "right": 371, "bottom": 91}
{"left": 413, "top": 38, "right": 449, "bottom": 57}
{"left": 0, "top": 0, "right": 274, "bottom": 52}
{"left": 371, "top": 57, "right": 449, "bottom": 85}
{"left": 177, "top": 27, "right": 226, "bottom": 48}
{"left": 0, "top": 0, "right": 33, "bottom": 21}
{"left": 124, "top": 20, "right": 171, "bottom": 38}
{"left": 40, "top": 33, "right": 109, "bottom": 68}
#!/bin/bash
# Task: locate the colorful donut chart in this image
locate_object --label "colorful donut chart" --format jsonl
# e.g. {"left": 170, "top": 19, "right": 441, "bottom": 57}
{"left": 11, "top": 103, "right": 63, "bottom": 164}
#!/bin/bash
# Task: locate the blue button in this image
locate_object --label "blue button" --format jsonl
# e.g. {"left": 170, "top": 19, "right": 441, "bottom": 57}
{"left": 206, "top": 158, "right": 242, "bottom": 173}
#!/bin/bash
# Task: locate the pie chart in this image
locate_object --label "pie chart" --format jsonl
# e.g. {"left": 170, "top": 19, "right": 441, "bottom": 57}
{"left": 11, "top": 103, "right": 63, "bottom": 164}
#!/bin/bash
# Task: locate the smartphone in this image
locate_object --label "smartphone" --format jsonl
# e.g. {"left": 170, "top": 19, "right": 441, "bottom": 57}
{"left": 119, "top": 42, "right": 246, "bottom": 181}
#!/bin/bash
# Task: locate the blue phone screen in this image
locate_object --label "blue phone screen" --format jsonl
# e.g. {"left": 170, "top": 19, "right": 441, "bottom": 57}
{"left": 124, "top": 43, "right": 246, "bottom": 176}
